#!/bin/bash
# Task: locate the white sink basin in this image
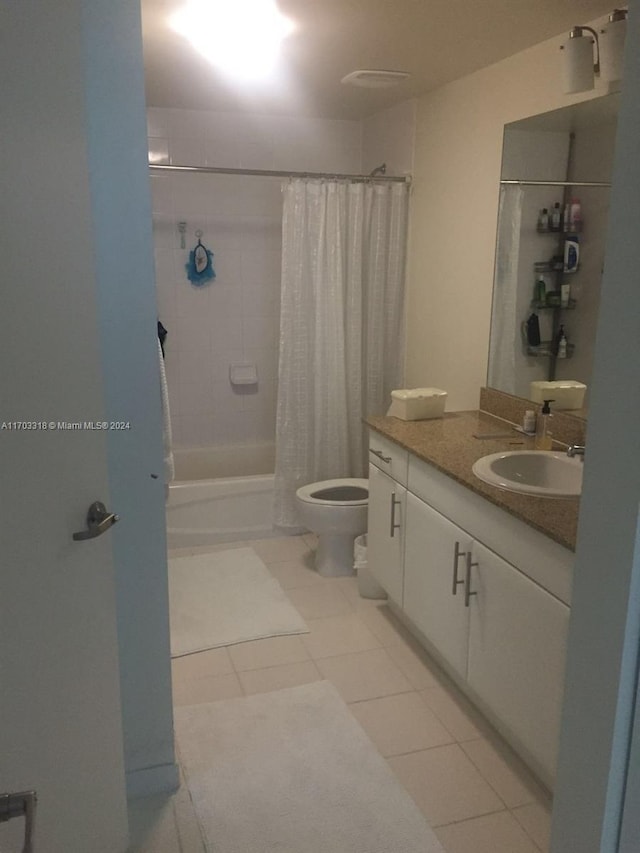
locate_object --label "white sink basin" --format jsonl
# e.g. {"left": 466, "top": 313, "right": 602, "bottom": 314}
{"left": 472, "top": 451, "right": 583, "bottom": 498}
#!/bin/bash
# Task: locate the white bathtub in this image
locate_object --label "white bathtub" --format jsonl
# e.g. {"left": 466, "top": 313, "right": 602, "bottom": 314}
{"left": 166, "top": 444, "right": 276, "bottom": 548}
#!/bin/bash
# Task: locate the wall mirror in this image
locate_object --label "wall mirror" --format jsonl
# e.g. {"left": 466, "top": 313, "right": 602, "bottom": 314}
{"left": 487, "top": 94, "right": 619, "bottom": 420}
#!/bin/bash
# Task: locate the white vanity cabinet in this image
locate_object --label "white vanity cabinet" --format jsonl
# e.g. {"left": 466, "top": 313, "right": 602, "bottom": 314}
{"left": 403, "top": 493, "right": 471, "bottom": 680}
{"left": 366, "top": 431, "right": 573, "bottom": 788}
{"left": 466, "top": 540, "right": 569, "bottom": 782}
{"left": 367, "top": 434, "right": 408, "bottom": 605}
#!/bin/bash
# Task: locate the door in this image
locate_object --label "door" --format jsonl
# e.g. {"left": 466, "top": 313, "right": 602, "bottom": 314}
{"left": 403, "top": 493, "right": 471, "bottom": 679}
{"left": 367, "top": 464, "right": 406, "bottom": 603}
{"left": 466, "top": 541, "right": 570, "bottom": 784}
{"left": 0, "top": 2, "right": 151, "bottom": 850}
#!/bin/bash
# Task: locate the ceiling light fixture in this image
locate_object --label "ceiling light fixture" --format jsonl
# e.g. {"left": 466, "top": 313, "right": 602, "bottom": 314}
{"left": 169, "top": 0, "right": 295, "bottom": 80}
{"left": 341, "top": 70, "right": 410, "bottom": 89}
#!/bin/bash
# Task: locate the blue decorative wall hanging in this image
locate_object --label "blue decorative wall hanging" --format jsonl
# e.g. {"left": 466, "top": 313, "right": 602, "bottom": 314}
{"left": 186, "top": 230, "right": 215, "bottom": 285}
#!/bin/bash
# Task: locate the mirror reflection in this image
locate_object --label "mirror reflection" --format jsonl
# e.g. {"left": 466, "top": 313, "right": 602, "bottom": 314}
{"left": 487, "top": 94, "right": 619, "bottom": 420}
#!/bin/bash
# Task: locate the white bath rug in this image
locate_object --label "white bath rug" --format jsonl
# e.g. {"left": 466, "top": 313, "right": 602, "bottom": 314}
{"left": 169, "top": 547, "right": 308, "bottom": 657}
{"left": 175, "top": 681, "right": 444, "bottom": 853}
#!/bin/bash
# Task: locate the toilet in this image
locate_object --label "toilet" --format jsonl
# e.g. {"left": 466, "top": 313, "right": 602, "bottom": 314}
{"left": 295, "top": 478, "right": 369, "bottom": 577}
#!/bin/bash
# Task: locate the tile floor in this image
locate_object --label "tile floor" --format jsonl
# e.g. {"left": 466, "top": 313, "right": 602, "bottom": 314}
{"left": 129, "top": 535, "right": 553, "bottom": 853}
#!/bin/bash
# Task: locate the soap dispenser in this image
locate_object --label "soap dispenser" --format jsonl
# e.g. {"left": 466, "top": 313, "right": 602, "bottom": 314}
{"left": 535, "top": 400, "right": 554, "bottom": 450}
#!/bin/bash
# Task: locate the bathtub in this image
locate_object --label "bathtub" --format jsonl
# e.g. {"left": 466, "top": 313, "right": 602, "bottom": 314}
{"left": 166, "top": 444, "right": 276, "bottom": 548}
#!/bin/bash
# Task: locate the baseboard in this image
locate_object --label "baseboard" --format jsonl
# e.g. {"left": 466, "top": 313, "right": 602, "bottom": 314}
{"left": 126, "top": 761, "right": 180, "bottom": 799}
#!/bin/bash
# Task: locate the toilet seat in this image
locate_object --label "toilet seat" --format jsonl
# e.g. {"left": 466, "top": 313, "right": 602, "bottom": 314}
{"left": 296, "top": 478, "right": 368, "bottom": 506}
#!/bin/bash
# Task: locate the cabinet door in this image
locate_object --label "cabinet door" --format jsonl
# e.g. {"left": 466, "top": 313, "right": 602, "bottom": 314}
{"left": 467, "top": 541, "right": 570, "bottom": 784}
{"left": 403, "top": 493, "right": 471, "bottom": 679}
{"left": 367, "top": 463, "right": 406, "bottom": 604}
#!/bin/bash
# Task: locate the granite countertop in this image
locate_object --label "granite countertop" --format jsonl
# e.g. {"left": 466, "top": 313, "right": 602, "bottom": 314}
{"left": 366, "top": 411, "right": 579, "bottom": 551}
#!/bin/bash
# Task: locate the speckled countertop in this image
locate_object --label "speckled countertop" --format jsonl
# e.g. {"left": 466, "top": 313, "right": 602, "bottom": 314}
{"left": 366, "top": 411, "right": 579, "bottom": 551}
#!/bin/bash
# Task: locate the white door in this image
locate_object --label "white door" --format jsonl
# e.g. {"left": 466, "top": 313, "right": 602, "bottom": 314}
{"left": 0, "top": 2, "right": 141, "bottom": 851}
{"left": 466, "top": 541, "right": 570, "bottom": 785}
{"left": 403, "top": 494, "right": 471, "bottom": 679}
{"left": 367, "top": 464, "right": 406, "bottom": 604}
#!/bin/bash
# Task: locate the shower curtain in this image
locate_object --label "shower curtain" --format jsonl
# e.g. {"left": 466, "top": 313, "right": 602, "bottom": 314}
{"left": 274, "top": 178, "right": 410, "bottom": 529}
{"left": 487, "top": 185, "right": 524, "bottom": 394}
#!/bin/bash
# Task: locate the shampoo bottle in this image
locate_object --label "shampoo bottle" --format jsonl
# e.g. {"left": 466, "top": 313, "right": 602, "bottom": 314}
{"left": 535, "top": 399, "right": 554, "bottom": 450}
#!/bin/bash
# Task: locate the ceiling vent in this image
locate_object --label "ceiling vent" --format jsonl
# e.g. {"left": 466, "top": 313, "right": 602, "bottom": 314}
{"left": 341, "top": 70, "right": 410, "bottom": 88}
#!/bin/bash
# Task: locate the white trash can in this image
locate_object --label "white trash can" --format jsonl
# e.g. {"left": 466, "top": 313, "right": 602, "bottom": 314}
{"left": 353, "top": 534, "right": 387, "bottom": 600}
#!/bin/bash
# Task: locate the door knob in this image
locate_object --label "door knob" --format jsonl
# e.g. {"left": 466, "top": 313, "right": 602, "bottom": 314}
{"left": 73, "top": 501, "right": 119, "bottom": 541}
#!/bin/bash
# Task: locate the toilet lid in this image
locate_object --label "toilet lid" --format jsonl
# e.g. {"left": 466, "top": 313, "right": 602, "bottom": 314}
{"left": 296, "top": 478, "right": 369, "bottom": 505}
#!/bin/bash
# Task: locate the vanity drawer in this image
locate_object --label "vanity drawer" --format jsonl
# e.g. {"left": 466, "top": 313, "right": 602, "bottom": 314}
{"left": 368, "top": 432, "right": 409, "bottom": 486}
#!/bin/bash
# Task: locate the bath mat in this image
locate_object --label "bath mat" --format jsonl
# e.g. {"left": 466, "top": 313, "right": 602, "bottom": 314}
{"left": 168, "top": 548, "right": 308, "bottom": 657}
{"left": 175, "top": 681, "right": 444, "bottom": 853}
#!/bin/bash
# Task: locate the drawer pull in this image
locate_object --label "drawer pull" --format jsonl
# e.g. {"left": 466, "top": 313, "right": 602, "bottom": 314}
{"left": 370, "top": 448, "right": 392, "bottom": 464}
{"left": 390, "top": 492, "right": 402, "bottom": 538}
{"left": 465, "top": 552, "right": 478, "bottom": 607}
{"left": 452, "top": 541, "right": 466, "bottom": 595}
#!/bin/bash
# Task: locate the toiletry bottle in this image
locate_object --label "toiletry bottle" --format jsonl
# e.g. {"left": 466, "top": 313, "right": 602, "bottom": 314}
{"left": 523, "top": 410, "right": 536, "bottom": 435}
{"left": 563, "top": 203, "right": 570, "bottom": 231}
{"left": 550, "top": 203, "right": 561, "bottom": 231}
{"left": 555, "top": 324, "right": 568, "bottom": 358}
{"left": 535, "top": 400, "right": 554, "bottom": 450}
{"left": 537, "top": 208, "right": 549, "bottom": 231}
{"left": 564, "top": 235, "right": 580, "bottom": 273}
{"left": 561, "top": 282, "right": 571, "bottom": 308}
{"left": 535, "top": 275, "right": 546, "bottom": 304}
{"left": 526, "top": 313, "right": 541, "bottom": 347}
{"left": 569, "top": 198, "right": 582, "bottom": 232}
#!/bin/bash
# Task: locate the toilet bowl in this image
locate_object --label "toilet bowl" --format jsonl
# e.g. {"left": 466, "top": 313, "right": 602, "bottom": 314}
{"left": 295, "top": 478, "right": 368, "bottom": 577}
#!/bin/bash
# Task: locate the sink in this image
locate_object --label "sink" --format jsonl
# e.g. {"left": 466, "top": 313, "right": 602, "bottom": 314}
{"left": 472, "top": 451, "right": 583, "bottom": 498}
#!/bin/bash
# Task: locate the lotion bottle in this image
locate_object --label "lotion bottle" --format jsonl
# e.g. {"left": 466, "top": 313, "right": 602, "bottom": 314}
{"left": 535, "top": 399, "right": 554, "bottom": 450}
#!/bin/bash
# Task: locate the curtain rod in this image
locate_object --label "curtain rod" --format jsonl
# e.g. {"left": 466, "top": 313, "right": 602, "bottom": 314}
{"left": 149, "top": 163, "right": 411, "bottom": 183}
{"left": 501, "top": 179, "right": 611, "bottom": 188}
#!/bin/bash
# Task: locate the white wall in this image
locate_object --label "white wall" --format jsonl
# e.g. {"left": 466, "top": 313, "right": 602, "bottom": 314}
{"left": 406, "top": 13, "right": 614, "bottom": 410}
{"left": 148, "top": 109, "right": 361, "bottom": 457}
{"left": 362, "top": 99, "right": 416, "bottom": 177}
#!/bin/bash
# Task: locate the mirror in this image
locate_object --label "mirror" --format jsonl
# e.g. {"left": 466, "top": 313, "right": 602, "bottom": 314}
{"left": 487, "top": 94, "right": 619, "bottom": 420}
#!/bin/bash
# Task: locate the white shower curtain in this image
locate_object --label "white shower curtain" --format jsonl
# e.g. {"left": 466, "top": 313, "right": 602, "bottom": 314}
{"left": 274, "top": 179, "right": 410, "bottom": 529}
{"left": 487, "top": 185, "right": 524, "bottom": 394}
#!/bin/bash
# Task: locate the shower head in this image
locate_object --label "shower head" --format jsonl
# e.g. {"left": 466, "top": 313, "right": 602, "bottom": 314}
{"left": 369, "top": 163, "right": 387, "bottom": 177}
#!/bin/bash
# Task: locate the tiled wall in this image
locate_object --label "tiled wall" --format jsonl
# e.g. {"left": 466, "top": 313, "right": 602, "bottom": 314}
{"left": 147, "top": 107, "right": 362, "bottom": 453}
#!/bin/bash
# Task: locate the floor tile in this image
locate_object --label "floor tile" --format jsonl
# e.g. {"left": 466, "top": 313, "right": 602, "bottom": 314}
{"left": 349, "top": 691, "right": 454, "bottom": 757}
{"left": 251, "top": 536, "right": 310, "bottom": 564}
{"left": 388, "top": 743, "right": 504, "bottom": 827}
{"left": 286, "top": 584, "right": 353, "bottom": 619}
{"left": 301, "top": 612, "right": 381, "bottom": 659}
{"left": 435, "top": 809, "right": 540, "bottom": 853}
{"left": 171, "top": 647, "right": 234, "bottom": 683}
{"left": 172, "top": 672, "right": 243, "bottom": 706}
{"left": 512, "top": 799, "right": 552, "bottom": 852}
{"left": 228, "top": 635, "right": 310, "bottom": 671}
{"left": 385, "top": 635, "right": 442, "bottom": 690}
{"left": 358, "top": 602, "right": 415, "bottom": 646}
{"left": 420, "top": 685, "right": 489, "bottom": 742}
{"left": 268, "top": 558, "right": 327, "bottom": 589}
{"left": 316, "top": 647, "right": 412, "bottom": 703}
{"left": 461, "top": 737, "right": 542, "bottom": 809}
{"left": 237, "top": 660, "right": 322, "bottom": 695}
{"left": 329, "top": 575, "right": 361, "bottom": 607}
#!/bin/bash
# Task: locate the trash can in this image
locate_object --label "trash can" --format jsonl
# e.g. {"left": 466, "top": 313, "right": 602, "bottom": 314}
{"left": 353, "top": 534, "right": 387, "bottom": 600}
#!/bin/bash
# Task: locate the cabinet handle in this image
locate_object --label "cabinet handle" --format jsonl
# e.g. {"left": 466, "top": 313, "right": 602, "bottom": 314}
{"left": 452, "top": 541, "right": 466, "bottom": 595}
{"left": 465, "top": 552, "right": 478, "bottom": 607}
{"left": 390, "top": 492, "right": 401, "bottom": 538}
{"left": 370, "top": 448, "right": 392, "bottom": 464}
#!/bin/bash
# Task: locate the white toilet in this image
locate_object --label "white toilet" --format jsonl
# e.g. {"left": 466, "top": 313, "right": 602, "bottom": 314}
{"left": 295, "top": 478, "right": 369, "bottom": 577}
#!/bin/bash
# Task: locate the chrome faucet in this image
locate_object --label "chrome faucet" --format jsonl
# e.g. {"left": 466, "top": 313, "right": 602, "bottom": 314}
{"left": 567, "top": 444, "right": 585, "bottom": 459}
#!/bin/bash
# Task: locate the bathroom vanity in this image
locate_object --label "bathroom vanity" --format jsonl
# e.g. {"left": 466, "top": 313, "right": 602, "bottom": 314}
{"left": 367, "top": 411, "right": 579, "bottom": 791}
